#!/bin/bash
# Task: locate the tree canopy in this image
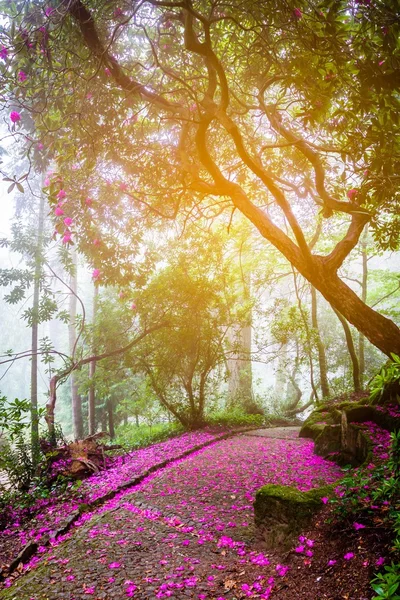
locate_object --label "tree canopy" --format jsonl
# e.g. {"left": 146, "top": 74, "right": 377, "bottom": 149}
{"left": 1, "top": 0, "right": 400, "bottom": 355}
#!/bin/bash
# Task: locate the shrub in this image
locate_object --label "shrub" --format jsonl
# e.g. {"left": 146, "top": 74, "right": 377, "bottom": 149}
{"left": 206, "top": 409, "right": 265, "bottom": 428}
{"left": 371, "top": 563, "right": 400, "bottom": 600}
{"left": 114, "top": 422, "right": 184, "bottom": 450}
{"left": 370, "top": 354, "right": 400, "bottom": 405}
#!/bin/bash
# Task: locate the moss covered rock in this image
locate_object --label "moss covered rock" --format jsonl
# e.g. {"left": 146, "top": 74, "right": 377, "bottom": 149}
{"left": 254, "top": 484, "right": 333, "bottom": 550}
{"left": 314, "top": 424, "right": 341, "bottom": 457}
{"left": 299, "top": 409, "right": 336, "bottom": 440}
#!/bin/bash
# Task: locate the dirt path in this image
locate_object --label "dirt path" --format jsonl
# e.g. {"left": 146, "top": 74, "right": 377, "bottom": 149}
{"left": 0, "top": 431, "right": 342, "bottom": 600}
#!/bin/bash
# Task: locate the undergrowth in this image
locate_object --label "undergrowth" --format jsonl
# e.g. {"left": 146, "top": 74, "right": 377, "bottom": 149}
{"left": 334, "top": 430, "right": 400, "bottom": 600}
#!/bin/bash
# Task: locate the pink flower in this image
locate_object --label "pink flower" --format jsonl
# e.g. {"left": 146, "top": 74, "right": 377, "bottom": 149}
{"left": 86, "top": 93, "right": 93, "bottom": 100}
{"left": 353, "top": 522, "right": 365, "bottom": 530}
{"left": 62, "top": 232, "right": 72, "bottom": 244}
{"left": 44, "top": 178, "right": 50, "bottom": 186}
{"left": 119, "top": 291, "right": 125, "bottom": 299}
{"left": 92, "top": 269, "right": 101, "bottom": 280}
{"left": 64, "top": 217, "right": 73, "bottom": 227}
{"left": 131, "top": 303, "right": 137, "bottom": 310}
{"left": 119, "top": 182, "right": 128, "bottom": 191}
{"left": 295, "top": 545, "right": 304, "bottom": 553}
{"left": 18, "top": 71, "right": 27, "bottom": 82}
{"left": 293, "top": 8, "right": 302, "bottom": 19}
{"left": 109, "top": 562, "right": 121, "bottom": 569}
{"left": 344, "top": 552, "right": 354, "bottom": 560}
{"left": 0, "top": 46, "right": 8, "bottom": 60}
{"left": 93, "top": 238, "right": 101, "bottom": 246}
{"left": 376, "top": 557, "right": 385, "bottom": 567}
{"left": 66, "top": 575, "right": 75, "bottom": 581}
{"left": 37, "top": 142, "right": 44, "bottom": 150}
{"left": 85, "top": 197, "right": 93, "bottom": 206}
{"left": 305, "top": 550, "right": 313, "bottom": 557}
{"left": 10, "top": 111, "right": 21, "bottom": 123}
{"left": 45, "top": 6, "right": 54, "bottom": 17}
{"left": 126, "top": 584, "right": 136, "bottom": 597}
{"left": 84, "top": 587, "right": 95, "bottom": 595}
{"left": 321, "top": 497, "right": 329, "bottom": 504}
{"left": 327, "top": 559, "right": 337, "bottom": 566}
{"left": 347, "top": 188, "right": 358, "bottom": 200}
{"left": 57, "top": 189, "right": 67, "bottom": 200}
{"left": 54, "top": 205, "right": 64, "bottom": 216}
{"left": 275, "top": 564, "right": 289, "bottom": 577}
{"left": 306, "top": 539, "right": 314, "bottom": 547}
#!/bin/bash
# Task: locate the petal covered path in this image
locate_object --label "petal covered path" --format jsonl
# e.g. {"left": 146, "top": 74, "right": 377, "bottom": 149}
{"left": 0, "top": 429, "right": 343, "bottom": 599}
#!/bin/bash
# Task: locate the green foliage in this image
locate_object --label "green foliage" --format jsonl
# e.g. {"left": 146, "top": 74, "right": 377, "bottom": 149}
{"left": 207, "top": 409, "right": 265, "bottom": 428}
{"left": 0, "top": 394, "right": 31, "bottom": 440}
{"left": 371, "top": 564, "right": 400, "bottom": 600}
{"left": 370, "top": 355, "right": 400, "bottom": 404}
{"left": 0, "top": 437, "right": 33, "bottom": 491}
{"left": 114, "top": 422, "right": 184, "bottom": 450}
{"left": 373, "top": 431, "right": 400, "bottom": 502}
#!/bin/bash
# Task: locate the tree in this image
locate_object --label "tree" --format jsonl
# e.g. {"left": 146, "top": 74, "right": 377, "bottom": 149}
{"left": 128, "top": 235, "right": 234, "bottom": 429}
{"left": 1, "top": 0, "right": 400, "bottom": 357}
{"left": 68, "top": 250, "right": 83, "bottom": 439}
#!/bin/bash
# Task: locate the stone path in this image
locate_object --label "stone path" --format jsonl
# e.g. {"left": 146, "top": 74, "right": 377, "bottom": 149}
{"left": 0, "top": 432, "right": 341, "bottom": 600}
{"left": 244, "top": 427, "right": 301, "bottom": 440}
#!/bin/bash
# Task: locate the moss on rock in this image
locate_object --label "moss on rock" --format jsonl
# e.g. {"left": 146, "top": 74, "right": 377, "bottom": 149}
{"left": 254, "top": 483, "right": 333, "bottom": 550}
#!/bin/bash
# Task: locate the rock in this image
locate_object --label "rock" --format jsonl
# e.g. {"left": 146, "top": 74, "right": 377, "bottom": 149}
{"left": 8, "top": 540, "right": 38, "bottom": 573}
{"left": 254, "top": 484, "right": 332, "bottom": 550}
{"left": 299, "top": 409, "right": 337, "bottom": 440}
{"left": 314, "top": 424, "right": 341, "bottom": 457}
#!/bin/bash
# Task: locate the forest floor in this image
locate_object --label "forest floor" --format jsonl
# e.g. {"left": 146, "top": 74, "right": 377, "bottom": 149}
{"left": 0, "top": 428, "right": 391, "bottom": 600}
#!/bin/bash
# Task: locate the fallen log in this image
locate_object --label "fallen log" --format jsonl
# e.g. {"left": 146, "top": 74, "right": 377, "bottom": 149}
{"left": 40, "top": 432, "right": 119, "bottom": 481}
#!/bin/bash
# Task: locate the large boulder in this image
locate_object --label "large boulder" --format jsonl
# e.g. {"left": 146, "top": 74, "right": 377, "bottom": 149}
{"left": 254, "top": 484, "right": 332, "bottom": 550}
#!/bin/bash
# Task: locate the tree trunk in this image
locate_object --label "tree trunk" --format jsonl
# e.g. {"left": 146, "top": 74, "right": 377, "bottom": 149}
{"left": 88, "top": 285, "right": 98, "bottom": 435}
{"left": 31, "top": 193, "right": 45, "bottom": 464}
{"left": 107, "top": 398, "right": 115, "bottom": 439}
{"left": 292, "top": 270, "right": 319, "bottom": 402}
{"left": 333, "top": 308, "right": 361, "bottom": 392}
{"left": 310, "top": 286, "right": 330, "bottom": 398}
{"left": 69, "top": 251, "right": 83, "bottom": 440}
{"left": 227, "top": 323, "right": 253, "bottom": 407}
{"left": 358, "top": 228, "right": 368, "bottom": 387}
{"left": 314, "top": 266, "right": 398, "bottom": 358}
{"left": 227, "top": 187, "right": 400, "bottom": 356}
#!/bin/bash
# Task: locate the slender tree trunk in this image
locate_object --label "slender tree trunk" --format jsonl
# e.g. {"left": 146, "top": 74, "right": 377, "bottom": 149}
{"left": 227, "top": 273, "right": 253, "bottom": 410}
{"left": 31, "top": 193, "right": 45, "bottom": 463}
{"left": 310, "top": 286, "right": 330, "bottom": 398}
{"left": 107, "top": 398, "right": 115, "bottom": 439}
{"left": 292, "top": 270, "right": 319, "bottom": 402}
{"left": 358, "top": 228, "right": 368, "bottom": 388}
{"left": 333, "top": 308, "right": 361, "bottom": 392}
{"left": 69, "top": 251, "right": 83, "bottom": 439}
{"left": 88, "top": 285, "right": 98, "bottom": 435}
{"left": 273, "top": 345, "right": 288, "bottom": 408}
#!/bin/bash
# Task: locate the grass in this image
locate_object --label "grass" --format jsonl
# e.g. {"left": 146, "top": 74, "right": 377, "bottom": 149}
{"left": 114, "top": 422, "right": 185, "bottom": 450}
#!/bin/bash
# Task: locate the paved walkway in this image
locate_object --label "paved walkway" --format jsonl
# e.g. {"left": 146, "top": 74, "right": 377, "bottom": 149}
{"left": 0, "top": 431, "right": 341, "bottom": 600}
{"left": 244, "top": 427, "right": 301, "bottom": 439}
